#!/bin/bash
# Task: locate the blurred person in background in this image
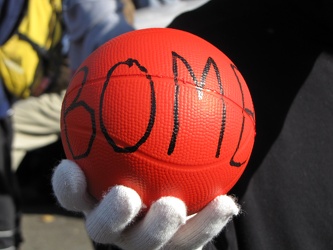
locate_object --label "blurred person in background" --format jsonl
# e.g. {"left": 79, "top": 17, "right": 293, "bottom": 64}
{"left": 62, "top": 0, "right": 135, "bottom": 73}
{"left": 1, "top": 0, "right": 41, "bottom": 249}
{"left": 11, "top": 62, "right": 70, "bottom": 172}
{"left": 2, "top": 0, "right": 133, "bottom": 249}
{"left": 11, "top": 0, "right": 136, "bottom": 174}
{"left": 5, "top": 1, "right": 135, "bottom": 250}
{"left": 1, "top": 0, "right": 66, "bottom": 248}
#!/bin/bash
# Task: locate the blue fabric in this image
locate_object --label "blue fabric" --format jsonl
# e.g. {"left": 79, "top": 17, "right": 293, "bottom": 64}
{"left": 0, "top": 0, "right": 25, "bottom": 117}
{"left": 64, "top": 0, "right": 135, "bottom": 70}
{"left": 134, "top": 0, "right": 150, "bottom": 8}
{"left": 0, "top": 79, "right": 10, "bottom": 118}
{"left": 0, "top": 0, "right": 25, "bottom": 45}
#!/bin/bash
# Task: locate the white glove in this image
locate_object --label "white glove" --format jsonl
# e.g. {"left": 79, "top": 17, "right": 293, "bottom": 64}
{"left": 52, "top": 159, "right": 240, "bottom": 250}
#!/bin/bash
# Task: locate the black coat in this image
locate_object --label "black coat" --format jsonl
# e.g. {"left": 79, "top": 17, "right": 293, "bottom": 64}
{"left": 169, "top": 0, "right": 333, "bottom": 249}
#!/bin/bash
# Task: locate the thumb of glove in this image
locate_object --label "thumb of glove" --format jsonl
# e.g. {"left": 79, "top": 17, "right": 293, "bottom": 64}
{"left": 52, "top": 159, "right": 96, "bottom": 213}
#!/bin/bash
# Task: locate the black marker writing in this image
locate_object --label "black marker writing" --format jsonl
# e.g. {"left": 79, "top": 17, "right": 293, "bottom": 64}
{"left": 168, "top": 51, "right": 227, "bottom": 158}
{"left": 63, "top": 53, "right": 253, "bottom": 167}
{"left": 63, "top": 66, "right": 96, "bottom": 160}
{"left": 229, "top": 64, "right": 254, "bottom": 167}
{"left": 100, "top": 59, "right": 156, "bottom": 153}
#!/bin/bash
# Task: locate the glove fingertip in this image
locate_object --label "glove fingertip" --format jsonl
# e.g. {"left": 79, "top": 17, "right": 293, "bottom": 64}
{"left": 52, "top": 159, "right": 95, "bottom": 212}
{"left": 85, "top": 185, "right": 143, "bottom": 244}
{"left": 105, "top": 185, "right": 143, "bottom": 220}
{"left": 116, "top": 197, "right": 187, "bottom": 250}
{"left": 152, "top": 197, "right": 187, "bottom": 224}
{"left": 213, "top": 195, "right": 240, "bottom": 218}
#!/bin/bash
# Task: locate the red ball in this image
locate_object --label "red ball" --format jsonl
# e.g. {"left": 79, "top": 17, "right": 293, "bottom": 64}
{"left": 61, "top": 28, "right": 255, "bottom": 215}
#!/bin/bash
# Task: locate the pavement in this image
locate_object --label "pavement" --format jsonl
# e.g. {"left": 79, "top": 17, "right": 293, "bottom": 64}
{"left": 17, "top": 140, "right": 93, "bottom": 250}
{"left": 21, "top": 214, "right": 91, "bottom": 250}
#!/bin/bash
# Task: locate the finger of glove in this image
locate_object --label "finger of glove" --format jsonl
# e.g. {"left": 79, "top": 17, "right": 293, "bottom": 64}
{"left": 164, "top": 195, "right": 240, "bottom": 250}
{"left": 52, "top": 159, "right": 96, "bottom": 213}
{"left": 85, "top": 185, "right": 142, "bottom": 244}
{"left": 116, "top": 197, "right": 187, "bottom": 250}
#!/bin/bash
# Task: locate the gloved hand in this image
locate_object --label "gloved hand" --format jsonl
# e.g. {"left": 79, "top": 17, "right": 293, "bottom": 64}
{"left": 52, "top": 159, "right": 240, "bottom": 250}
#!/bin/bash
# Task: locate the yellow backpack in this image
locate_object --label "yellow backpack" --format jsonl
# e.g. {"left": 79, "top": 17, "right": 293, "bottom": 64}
{"left": 0, "top": 0, "right": 62, "bottom": 99}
